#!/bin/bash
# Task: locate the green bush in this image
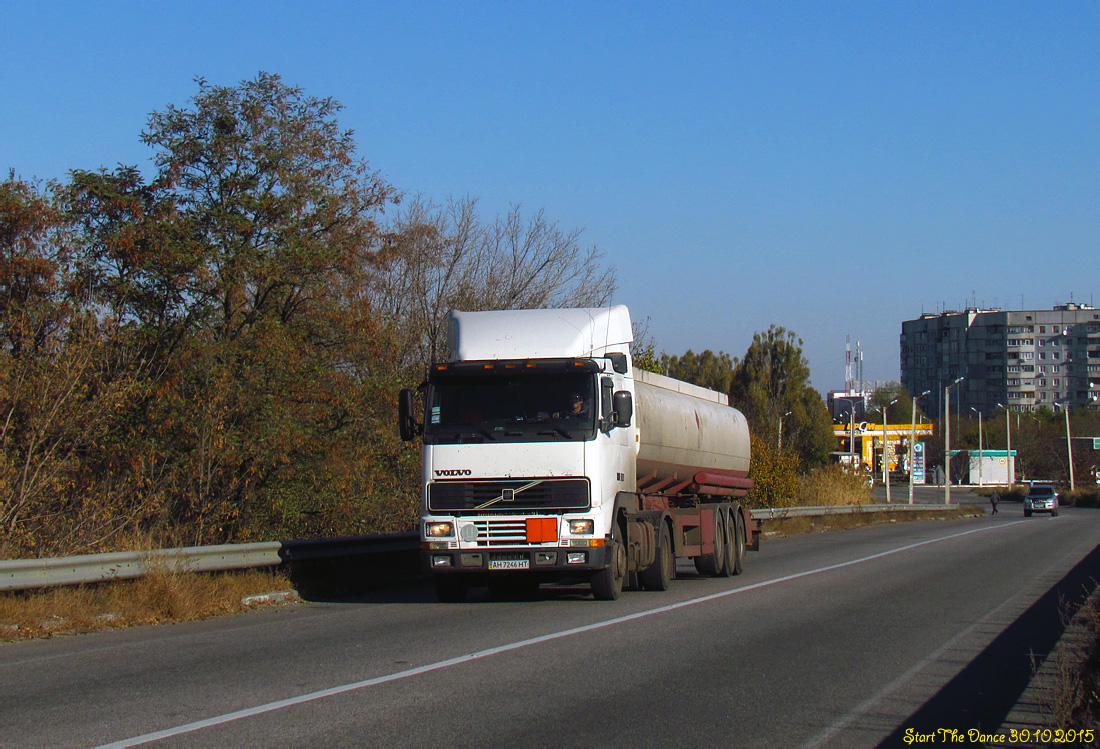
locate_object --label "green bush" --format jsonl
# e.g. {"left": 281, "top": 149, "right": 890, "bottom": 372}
{"left": 745, "top": 436, "right": 799, "bottom": 509}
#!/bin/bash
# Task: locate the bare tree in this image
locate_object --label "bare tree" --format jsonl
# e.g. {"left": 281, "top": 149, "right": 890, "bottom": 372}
{"left": 371, "top": 196, "right": 616, "bottom": 376}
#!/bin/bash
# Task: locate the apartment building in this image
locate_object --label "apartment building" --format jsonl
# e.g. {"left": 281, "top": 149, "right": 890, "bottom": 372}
{"left": 900, "top": 303, "right": 1100, "bottom": 417}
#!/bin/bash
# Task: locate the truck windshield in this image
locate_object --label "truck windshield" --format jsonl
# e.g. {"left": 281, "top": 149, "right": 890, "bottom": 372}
{"left": 423, "top": 372, "right": 596, "bottom": 444}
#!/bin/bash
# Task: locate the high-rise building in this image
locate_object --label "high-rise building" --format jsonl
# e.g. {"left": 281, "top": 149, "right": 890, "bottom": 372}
{"left": 900, "top": 303, "right": 1100, "bottom": 417}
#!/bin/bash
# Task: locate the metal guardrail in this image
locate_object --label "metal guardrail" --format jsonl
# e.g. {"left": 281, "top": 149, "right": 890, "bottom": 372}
{"left": 0, "top": 533, "right": 419, "bottom": 593}
{"left": 750, "top": 503, "right": 958, "bottom": 520}
{"left": 0, "top": 504, "right": 958, "bottom": 592}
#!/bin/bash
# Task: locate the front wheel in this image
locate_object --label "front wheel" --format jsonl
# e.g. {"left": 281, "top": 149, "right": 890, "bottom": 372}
{"left": 640, "top": 523, "right": 674, "bottom": 591}
{"left": 591, "top": 521, "right": 626, "bottom": 600}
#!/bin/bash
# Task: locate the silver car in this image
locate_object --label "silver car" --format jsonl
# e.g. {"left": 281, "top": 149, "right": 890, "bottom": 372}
{"left": 1024, "top": 483, "right": 1059, "bottom": 517}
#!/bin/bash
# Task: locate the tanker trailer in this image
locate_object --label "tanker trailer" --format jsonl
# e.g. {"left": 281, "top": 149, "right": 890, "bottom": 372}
{"left": 628, "top": 368, "right": 757, "bottom": 583}
{"left": 399, "top": 305, "right": 756, "bottom": 602}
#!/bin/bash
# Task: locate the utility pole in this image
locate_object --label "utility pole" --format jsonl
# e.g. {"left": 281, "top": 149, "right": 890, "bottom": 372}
{"left": 998, "top": 403, "right": 1013, "bottom": 489}
{"left": 944, "top": 377, "right": 964, "bottom": 505}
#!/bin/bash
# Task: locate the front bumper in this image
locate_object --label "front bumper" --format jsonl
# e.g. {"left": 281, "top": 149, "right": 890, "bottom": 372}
{"left": 422, "top": 546, "right": 613, "bottom": 575}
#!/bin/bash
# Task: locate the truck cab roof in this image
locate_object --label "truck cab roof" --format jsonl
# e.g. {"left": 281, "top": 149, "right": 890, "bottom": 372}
{"left": 448, "top": 306, "right": 633, "bottom": 362}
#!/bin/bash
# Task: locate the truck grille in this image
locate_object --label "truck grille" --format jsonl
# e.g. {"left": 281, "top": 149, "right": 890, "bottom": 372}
{"left": 428, "top": 478, "right": 590, "bottom": 513}
{"left": 477, "top": 520, "right": 527, "bottom": 546}
{"left": 465, "top": 520, "right": 552, "bottom": 547}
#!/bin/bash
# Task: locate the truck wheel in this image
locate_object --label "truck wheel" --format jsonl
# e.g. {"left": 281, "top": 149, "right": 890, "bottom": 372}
{"left": 729, "top": 510, "right": 745, "bottom": 576}
{"left": 640, "top": 523, "right": 674, "bottom": 591}
{"left": 719, "top": 508, "right": 744, "bottom": 577}
{"left": 434, "top": 575, "right": 469, "bottom": 603}
{"left": 592, "top": 522, "right": 626, "bottom": 600}
{"left": 693, "top": 508, "right": 726, "bottom": 577}
{"left": 718, "top": 508, "right": 735, "bottom": 578}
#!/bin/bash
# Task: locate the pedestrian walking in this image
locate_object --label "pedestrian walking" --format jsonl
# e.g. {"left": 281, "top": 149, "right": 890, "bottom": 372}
{"left": 990, "top": 490, "right": 1000, "bottom": 515}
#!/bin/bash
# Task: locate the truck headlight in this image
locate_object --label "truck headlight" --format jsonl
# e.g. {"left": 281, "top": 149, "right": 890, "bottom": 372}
{"left": 426, "top": 522, "right": 454, "bottom": 538}
{"left": 568, "top": 519, "right": 594, "bottom": 535}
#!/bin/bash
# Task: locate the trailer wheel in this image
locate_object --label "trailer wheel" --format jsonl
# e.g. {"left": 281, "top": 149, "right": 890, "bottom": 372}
{"left": 591, "top": 522, "right": 626, "bottom": 600}
{"left": 434, "top": 575, "right": 469, "bottom": 603}
{"left": 717, "top": 508, "right": 736, "bottom": 578}
{"left": 693, "top": 508, "right": 726, "bottom": 577}
{"left": 729, "top": 510, "right": 745, "bottom": 576}
{"left": 640, "top": 523, "right": 674, "bottom": 591}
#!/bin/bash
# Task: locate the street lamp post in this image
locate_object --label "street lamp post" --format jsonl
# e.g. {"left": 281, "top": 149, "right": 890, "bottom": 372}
{"left": 1054, "top": 401, "right": 1075, "bottom": 492}
{"left": 944, "top": 376, "right": 964, "bottom": 505}
{"left": 909, "top": 390, "right": 930, "bottom": 505}
{"left": 844, "top": 410, "right": 856, "bottom": 467}
{"left": 877, "top": 398, "right": 898, "bottom": 503}
{"left": 835, "top": 396, "right": 862, "bottom": 470}
{"left": 997, "top": 403, "right": 1013, "bottom": 489}
{"left": 777, "top": 411, "right": 792, "bottom": 451}
{"left": 970, "top": 407, "right": 984, "bottom": 487}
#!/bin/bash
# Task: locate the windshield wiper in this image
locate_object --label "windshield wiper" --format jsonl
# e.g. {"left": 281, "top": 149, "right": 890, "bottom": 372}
{"left": 537, "top": 424, "right": 573, "bottom": 439}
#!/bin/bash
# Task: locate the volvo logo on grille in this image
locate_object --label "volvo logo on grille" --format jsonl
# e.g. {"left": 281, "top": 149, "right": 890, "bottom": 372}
{"left": 475, "top": 480, "right": 544, "bottom": 510}
{"left": 435, "top": 469, "right": 472, "bottom": 477}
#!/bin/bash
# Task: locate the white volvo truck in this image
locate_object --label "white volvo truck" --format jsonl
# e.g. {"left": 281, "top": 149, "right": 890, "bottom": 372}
{"left": 398, "top": 305, "right": 757, "bottom": 602}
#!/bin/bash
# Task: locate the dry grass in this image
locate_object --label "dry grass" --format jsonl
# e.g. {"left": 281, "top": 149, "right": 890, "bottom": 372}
{"left": 1051, "top": 589, "right": 1100, "bottom": 733}
{"left": 0, "top": 568, "right": 295, "bottom": 641}
{"left": 764, "top": 506, "right": 982, "bottom": 538}
{"left": 794, "top": 463, "right": 875, "bottom": 507}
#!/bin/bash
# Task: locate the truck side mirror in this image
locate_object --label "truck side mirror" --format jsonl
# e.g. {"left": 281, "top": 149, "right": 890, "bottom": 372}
{"left": 398, "top": 388, "right": 421, "bottom": 441}
{"left": 613, "top": 390, "right": 633, "bottom": 428}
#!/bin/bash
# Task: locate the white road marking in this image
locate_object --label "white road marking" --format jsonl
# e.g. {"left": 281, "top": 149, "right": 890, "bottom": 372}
{"left": 99, "top": 521, "right": 1019, "bottom": 748}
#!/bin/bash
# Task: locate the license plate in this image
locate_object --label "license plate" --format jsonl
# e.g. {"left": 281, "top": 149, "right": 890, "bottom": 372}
{"left": 489, "top": 559, "right": 529, "bottom": 570}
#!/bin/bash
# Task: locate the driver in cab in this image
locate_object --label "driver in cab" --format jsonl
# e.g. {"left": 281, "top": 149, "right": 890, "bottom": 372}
{"left": 554, "top": 392, "right": 591, "bottom": 422}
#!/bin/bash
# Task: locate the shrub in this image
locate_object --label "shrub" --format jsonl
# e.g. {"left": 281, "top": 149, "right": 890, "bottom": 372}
{"left": 1061, "top": 488, "right": 1100, "bottom": 508}
{"left": 745, "top": 436, "right": 799, "bottom": 508}
{"left": 796, "top": 463, "right": 873, "bottom": 507}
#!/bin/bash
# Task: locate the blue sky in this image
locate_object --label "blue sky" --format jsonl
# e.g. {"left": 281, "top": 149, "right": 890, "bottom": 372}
{"left": 3, "top": 2, "right": 1098, "bottom": 389}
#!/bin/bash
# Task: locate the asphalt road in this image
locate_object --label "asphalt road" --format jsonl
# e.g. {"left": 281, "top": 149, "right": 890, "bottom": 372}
{"left": 2, "top": 507, "right": 1097, "bottom": 748}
